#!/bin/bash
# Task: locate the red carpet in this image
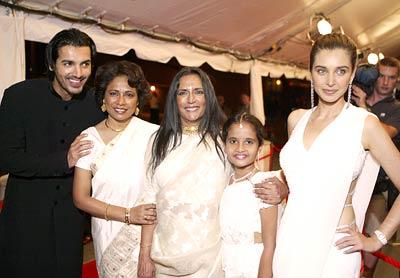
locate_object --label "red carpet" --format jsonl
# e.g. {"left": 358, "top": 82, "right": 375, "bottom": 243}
{"left": 82, "top": 260, "right": 98, "bottom": 278}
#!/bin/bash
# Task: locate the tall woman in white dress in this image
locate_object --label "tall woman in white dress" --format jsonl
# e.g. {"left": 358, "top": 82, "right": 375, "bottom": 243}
{"left": 273, "top": 34, "right": 400, "bottom": 277}
{"left": 73, "top": 61, "right": 158, "bottom": 277}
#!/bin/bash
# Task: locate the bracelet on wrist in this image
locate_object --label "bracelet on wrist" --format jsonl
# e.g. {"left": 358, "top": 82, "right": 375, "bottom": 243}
{"left": 140, "top": 243, "right": 152, "bottom": 248}
{"left": 104, "top": 203, "right": 110, "bottom": 221}
{"left": 374, "top": 230, "right": 388, "bottom": 245}
{"left": 124, "top": 207, "right": 131, "bottom": 225}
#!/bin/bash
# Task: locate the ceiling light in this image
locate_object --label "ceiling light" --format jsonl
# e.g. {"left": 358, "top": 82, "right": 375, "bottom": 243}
{"left": 308, "top": 13, "right": 333, "bottom": 43}
{"left": 367, "top": 53, "right": 379, "bottom": 65}
{"left": 317, "top": 18, "right": 332, "bottom": 35}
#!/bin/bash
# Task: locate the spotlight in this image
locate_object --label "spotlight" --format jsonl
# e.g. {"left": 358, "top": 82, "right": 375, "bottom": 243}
{"left": 317, "top": 18, "right": 332, "bottom": 35}
{"left": 367, "top": 53, "right": 379, "bottom": 65}
{"left": 307, "top": 13, "right": 333, "bottom": 43}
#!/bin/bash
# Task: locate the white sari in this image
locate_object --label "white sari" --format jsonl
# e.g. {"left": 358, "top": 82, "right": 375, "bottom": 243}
{"left": 76, "top": 117, "right": 158, "bottom": 277}
{"left": 141, "top": 134, "right": 230, "bottom": 277}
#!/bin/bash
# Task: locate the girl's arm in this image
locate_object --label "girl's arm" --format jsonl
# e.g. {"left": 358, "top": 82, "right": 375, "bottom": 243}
{"left": 72, "top": 167, "right": 156, "bottom": 225}
{"left": 336, "top": 115, "right": 400, "bottom": 252}
{"left": 258, "top": 205, "right": 278, "bottom": 278}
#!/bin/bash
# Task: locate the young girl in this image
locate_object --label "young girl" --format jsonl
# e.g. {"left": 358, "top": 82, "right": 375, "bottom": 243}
{"left": 220, "top": 112, "right": 279, "bottom": 278}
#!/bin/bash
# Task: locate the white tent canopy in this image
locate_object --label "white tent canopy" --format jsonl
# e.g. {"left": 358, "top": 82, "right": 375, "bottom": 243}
{"left": 1, "top": 0, "right": 400, "bottom": 122}
{"left": 1, "top": 8, "right": 312, "bottom": 124}
{"left": 3, "top": 0, "right": 399, "bottom": 67}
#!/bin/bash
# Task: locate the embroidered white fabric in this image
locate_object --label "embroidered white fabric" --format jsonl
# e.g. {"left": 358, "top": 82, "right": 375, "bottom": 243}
{"left": 220, "top": 171, "right": 278, "bottom": 277}
{"left": 140, "top": 134, "right": 230, "bottom": 277}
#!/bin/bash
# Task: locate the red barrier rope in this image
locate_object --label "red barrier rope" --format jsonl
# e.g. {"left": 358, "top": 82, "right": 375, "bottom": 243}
{"left": 271, "top": 144, "right": 283, "bottom": 153}
{"left": 362, "top": 230, "right": 400, "bottom": 269}
{"left": 258, "top": 144, "right": 283, "bottom": 161}
{"left": 372, "top": 250, "right": 400, "bottom": 269}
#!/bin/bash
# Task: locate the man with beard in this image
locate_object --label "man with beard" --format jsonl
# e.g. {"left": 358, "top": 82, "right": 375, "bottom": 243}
{"left": 0, "top": 28, "right": 104, "bottom": 277}
{"left": 352, "top": 57, "right": 400, "bottom": 277}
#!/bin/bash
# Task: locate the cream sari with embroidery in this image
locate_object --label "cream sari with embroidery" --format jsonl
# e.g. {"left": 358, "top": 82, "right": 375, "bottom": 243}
{"left": 76, "top": 117, "right": 158, "bottom": 277}
{"left": 141, "top": 134, "right": 230, "bottom": 277}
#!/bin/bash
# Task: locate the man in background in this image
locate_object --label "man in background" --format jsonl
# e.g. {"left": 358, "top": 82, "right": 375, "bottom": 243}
{"left": 238, "top": 92, "right": 251, "bottom": 113}
{"left": 217, "top": 94, "right": 232, "bottom": 118}
{"left": 352, "top": 57, "right": 400, "bottom": 277}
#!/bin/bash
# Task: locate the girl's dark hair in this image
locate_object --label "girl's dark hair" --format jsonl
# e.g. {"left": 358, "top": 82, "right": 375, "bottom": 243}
{"left": 222, "top": 112, "right": 266, "bottom": 146}
{"left": 310, "top": 33, "right": 357, "bottom": 71}
{"left": 46, "top": 28, "right": 96, "bottom": 80}
{"left": 149, "top": 67, "right": 226, "bottom": 174}
{"left": 94, "top": 60, "right": 150, "bottom": 110}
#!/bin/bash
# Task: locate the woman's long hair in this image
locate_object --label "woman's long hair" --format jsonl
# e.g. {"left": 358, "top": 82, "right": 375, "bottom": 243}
{"left": 149, "top": 67, "right": 226, "bottom": 174}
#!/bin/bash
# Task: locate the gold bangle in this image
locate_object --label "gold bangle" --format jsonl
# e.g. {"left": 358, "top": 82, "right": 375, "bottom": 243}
{"left": 104, "top": 203, "right": 110, "bottom": 221}
{"left": 124, "top": 207, "right": 131, "bottom": 225}
{"left": 140, "top": 243, "right": 152, "bottom": 248}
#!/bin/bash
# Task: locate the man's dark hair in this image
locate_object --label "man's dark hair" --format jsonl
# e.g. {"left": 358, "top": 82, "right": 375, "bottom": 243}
{"left": 45, "top": 28, "right": 96, "bottom": 80}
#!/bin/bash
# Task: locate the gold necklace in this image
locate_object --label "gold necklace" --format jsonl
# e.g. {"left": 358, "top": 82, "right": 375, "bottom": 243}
{"left": 182, "top": 125, "right": 199, "bottom": 135}
{"left": 105, "top": 119, "right": 125, "bottom": 132}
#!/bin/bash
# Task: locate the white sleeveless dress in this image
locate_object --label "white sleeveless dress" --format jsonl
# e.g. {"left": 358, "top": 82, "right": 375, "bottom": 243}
{"left": 220, "top": 171, "right": 279, "bottom": 278}
{"left": 273, "top": 105, "right": 380, "bottom": 278}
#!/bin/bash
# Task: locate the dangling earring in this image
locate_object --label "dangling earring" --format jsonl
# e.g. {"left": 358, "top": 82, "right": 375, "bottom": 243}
{"left": 101, "top": 100, "right": 106, "bottom": 112}
{"left": 135, "top": 106, "right": 140, "bottom": 116}
{"left": 347, "top": 84, "right": 352, "bottom": 107}
{"left": 310, "top": 82, "right": 314, "bottom": 109}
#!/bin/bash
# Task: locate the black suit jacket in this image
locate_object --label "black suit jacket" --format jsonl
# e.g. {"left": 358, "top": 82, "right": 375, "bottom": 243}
{"left": 0, "top": 79, "right": 104, "bottom": 277}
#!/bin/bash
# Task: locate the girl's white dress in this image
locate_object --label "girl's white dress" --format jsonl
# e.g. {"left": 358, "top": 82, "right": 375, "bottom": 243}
{"left": 220, "top": 171, "right": 279, "bottom": 278}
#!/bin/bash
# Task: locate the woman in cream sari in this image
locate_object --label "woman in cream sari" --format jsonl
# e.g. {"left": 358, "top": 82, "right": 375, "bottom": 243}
{"left": 73, "top": 61, "right": 158, "bottom": 277}
{"left": 138, "top": 67, "right": 229, "bottom": 277}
